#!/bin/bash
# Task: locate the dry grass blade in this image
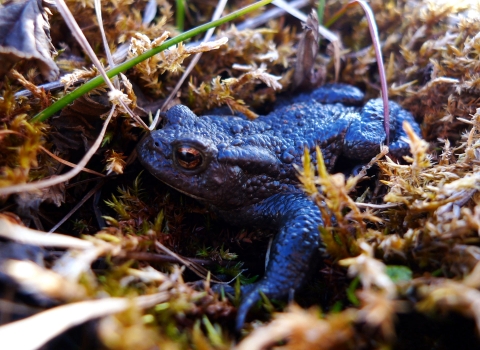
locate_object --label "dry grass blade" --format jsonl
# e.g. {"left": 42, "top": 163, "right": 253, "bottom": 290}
{"left": 40, "top": 146, "right": 105, "bottom": 177}
{"left": 355, "top": 202, "right": 400, "bottom": 209}
{"left": 2, "top": 259, "right": 87, "bottom": 300}
{"left": 54, "top": 0, "right": 147, "bottom": 129}
{"left": 48, "top": 179, "right": 105, "bottom": 232}
{"left": 0, "top": 293, "right": 168, "bottom": 350}
{"left": 347, "top": 0, "right": 389, "bottom": 144}
{"left": 237, "top": 0, "right": 309, "bottom": 31}
{"left": 124, "top": 251, "right": 217, "bottom": 266}
{"left": 51, "top": 243, "right": 119, "bottom": 281}
{"left": 94, "top": 0, "right": 119, "bottom": 89}
{"left": 155, "top": 241, "right": 222, "bottom": 283}
{"left": 0, "top": 214, "right": 93, "bottom": 249}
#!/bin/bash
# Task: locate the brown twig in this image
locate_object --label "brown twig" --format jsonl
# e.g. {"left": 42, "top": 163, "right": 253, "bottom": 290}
{"left": 123, "top": 251, "right": 220, "bottom": 266}
{"left": 40, "top": 146, "right": 105, "bottom": 177}
{"left": 48, "top": 179, "right": 106, "bottom": 233}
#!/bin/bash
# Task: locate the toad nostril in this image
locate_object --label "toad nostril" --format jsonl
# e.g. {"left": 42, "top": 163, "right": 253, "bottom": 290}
{"left": 154, "top": 141, "right": 160, "bottom": 148}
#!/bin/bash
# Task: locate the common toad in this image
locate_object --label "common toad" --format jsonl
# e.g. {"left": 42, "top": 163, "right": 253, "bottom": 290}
{"left": 137, "top": 83, "right": 421, "bottom": 329}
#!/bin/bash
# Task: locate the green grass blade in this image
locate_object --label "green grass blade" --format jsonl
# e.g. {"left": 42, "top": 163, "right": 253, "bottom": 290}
{"left": 176, "top": 0, "right": 185, "bottom": 31}
{"left": 31, "top": 0, "right": 273, "bottom": 123}
{"left": 317, "top": 0, "right": 325, "bottom": 25}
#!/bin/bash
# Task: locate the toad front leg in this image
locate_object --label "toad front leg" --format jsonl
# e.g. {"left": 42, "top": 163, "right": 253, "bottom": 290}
{"left": 218, "top": 193, "right": 323, "bottom": 331}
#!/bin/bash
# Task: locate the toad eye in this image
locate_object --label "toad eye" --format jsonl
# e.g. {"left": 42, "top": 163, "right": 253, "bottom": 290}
{"left": 174, "top": 146, "right": 203, "bottom": 170}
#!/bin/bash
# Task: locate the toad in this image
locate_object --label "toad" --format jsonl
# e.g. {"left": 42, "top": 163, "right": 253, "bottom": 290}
{"left": 137, "top": 83, "right": 421, "bottom": 329}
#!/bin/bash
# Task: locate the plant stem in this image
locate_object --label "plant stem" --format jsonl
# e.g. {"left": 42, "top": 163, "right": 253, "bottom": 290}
{"left": 176, "top": 0, "right": 185, "bottom": 31}
{"left": 317, "top": 0, "right": 325, "bottom": 26}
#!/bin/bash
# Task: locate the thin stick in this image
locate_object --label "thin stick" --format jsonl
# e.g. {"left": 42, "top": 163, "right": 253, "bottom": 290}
{"left": 355, "top": 202, "right": 400, "bottom": 209}
{"left": 40, "top": 146, "right": 105, "bottom": 177}
{"left": 48, "top": 179, "right": 105, "bottom": 233}
{"left": 124, "top": 251, "right": 218, "bottom": 266}
{"left": 94, "top": 0, "right": 119, "bottom": 89}
{"left": 155, "top": 241, "right": 222, "bottom": 283}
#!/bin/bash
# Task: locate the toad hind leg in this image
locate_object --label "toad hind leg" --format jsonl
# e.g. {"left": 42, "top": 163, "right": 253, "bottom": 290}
{"left": 226, "top": 193, "right": 323, "bottom": 331}
{"left": 341, "top": 99, "right": 420, "bottom": 161}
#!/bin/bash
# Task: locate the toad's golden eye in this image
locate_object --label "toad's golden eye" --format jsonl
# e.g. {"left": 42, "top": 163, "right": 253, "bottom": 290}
{"left": 174, "top": 146, "right": 203, "bottom": 169}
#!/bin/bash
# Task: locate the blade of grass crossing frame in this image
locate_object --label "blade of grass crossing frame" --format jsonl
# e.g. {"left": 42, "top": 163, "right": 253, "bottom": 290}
{"left": 317, "top": 0, "right": 325, "bottom": 27}
{"left": 350, "top": 0, "right": 389, "bottom": 145}
{"left": 176, "top": 0, "right": 185, "bottom": 31}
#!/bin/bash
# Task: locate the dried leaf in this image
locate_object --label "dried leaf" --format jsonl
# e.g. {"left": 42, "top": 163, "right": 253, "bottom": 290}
{"left": 15, "top": 177, "right": 65, "bottom": 210}
{"left": 50, "top": 94, "right": 112, "bottom": 153}
{"left": 0, "top": 0, "right": 59, "bottom": 80}
{"left": 293, "top": 10, "right": 323, "bottom": 89}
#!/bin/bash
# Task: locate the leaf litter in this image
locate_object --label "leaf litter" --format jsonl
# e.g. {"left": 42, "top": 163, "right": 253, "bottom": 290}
{"left": 1, "top": 0, "right": 480, "bottom": 348}
{"left": 0, "top": 0, "right": 59, "bottom": 81}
